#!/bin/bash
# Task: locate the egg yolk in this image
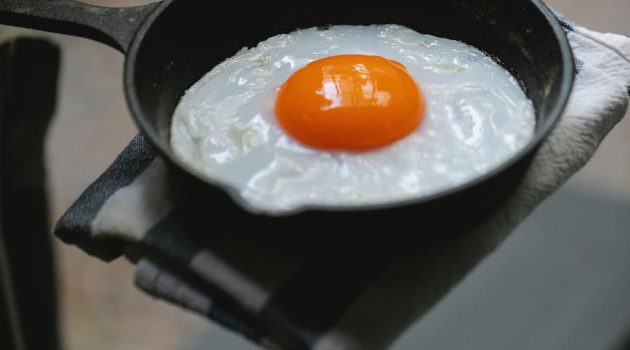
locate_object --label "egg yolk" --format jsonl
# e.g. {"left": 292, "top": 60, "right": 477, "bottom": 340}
{"left": 275, "top": 55, "right": 424, "bottom": 151}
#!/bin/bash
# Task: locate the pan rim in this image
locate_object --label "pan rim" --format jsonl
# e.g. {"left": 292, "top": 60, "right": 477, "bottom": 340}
{"left": 123, "top": 0, "right": 575, "bottom": 217}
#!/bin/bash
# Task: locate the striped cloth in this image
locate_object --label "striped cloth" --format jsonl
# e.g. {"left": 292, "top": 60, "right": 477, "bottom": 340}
{"left": 54, "top": 14, "right": 630, "bottom": 350}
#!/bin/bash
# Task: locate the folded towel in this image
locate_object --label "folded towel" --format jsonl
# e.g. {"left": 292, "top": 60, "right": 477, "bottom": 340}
{"left": 54, "top": 13, "right": 630, "bottom": 350}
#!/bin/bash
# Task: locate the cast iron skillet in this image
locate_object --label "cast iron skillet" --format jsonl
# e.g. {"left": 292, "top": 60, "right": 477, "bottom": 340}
{"left": 0, "top": 0, "right": 574, "bottom": 240}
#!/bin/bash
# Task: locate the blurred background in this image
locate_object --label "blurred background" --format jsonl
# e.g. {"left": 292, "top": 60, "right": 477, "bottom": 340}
{"left": 1, "top": 0, "right": 628, "bottom": 349}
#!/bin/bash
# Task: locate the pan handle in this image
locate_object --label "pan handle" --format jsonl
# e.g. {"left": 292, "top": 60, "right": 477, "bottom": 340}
{"left": 0, "top": 0, "right": 160, "bottom": 53}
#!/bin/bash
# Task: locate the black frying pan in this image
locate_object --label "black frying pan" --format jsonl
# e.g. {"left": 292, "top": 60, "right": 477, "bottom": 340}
{"left": 0, "top": 0, "right": 574, "bottom": 241}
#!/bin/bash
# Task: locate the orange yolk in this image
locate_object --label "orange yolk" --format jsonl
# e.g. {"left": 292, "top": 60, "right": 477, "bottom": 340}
{"left": 275, "top": 55, "right": 424, "bottom": 151}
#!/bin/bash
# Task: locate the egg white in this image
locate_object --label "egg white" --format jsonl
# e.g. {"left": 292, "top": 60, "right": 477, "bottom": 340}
{"left": 171, "top": 24, "right": 536, "bottom": 214}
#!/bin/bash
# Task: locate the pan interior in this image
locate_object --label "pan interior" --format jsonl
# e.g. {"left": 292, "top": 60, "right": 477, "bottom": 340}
{"left": 126, "top": 0, "right": 572, "bottom": 216}
{"left": 128, "top": 0, "right": 571, "bottom": 197}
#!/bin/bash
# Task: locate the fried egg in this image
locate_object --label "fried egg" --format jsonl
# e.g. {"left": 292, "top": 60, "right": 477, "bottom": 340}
{"left": 171, "top": 24, "right": 535, "bottom": 214}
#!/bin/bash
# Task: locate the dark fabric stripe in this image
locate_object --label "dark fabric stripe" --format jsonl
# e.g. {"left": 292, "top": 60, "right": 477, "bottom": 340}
{"left": 205, "top": 273, "right": 306, "bottom": 349}
{"left": 550, "top": 11, "right": 582, "bottom": 75}
{"left": 141, "top": 199, "right": 241, "bottom": 264}
{"left": 551, "top": 9, "right": 575, "bottom": 32}
{"left": 260, "top": 257, "right": 385, "bottom": 346}
{"left": 208, "top": 303, "right": 266, "bottom": 345}
{"left": 140, "top": 205, "right": 312, "bottom": 349}
{"left": 208, "top": 237, "right": 301, "bottom": 295}
{"left": 53, "top": 133, "right": 157, "bottom": 261}
{"left": 131, "top": 247, "right": 307, "bottom": 349}
{"left": 559, "top": 20, "right": 574, "bottom": 33}
{"left": 133, "top": 256, "right": 268, "bottom": 345}
{"left": 142, "top": 206, "right": 202, "bottom": 265}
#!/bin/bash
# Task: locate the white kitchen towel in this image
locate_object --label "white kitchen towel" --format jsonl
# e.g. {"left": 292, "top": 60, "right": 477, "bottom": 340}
{"left": 54, "top": 13, "right": 630, "bottom": 350}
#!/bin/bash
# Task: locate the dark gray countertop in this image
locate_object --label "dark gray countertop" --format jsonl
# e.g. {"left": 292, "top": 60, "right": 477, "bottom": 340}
{"left": 391, "top": 183, "right": 630, "bottom": 350}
